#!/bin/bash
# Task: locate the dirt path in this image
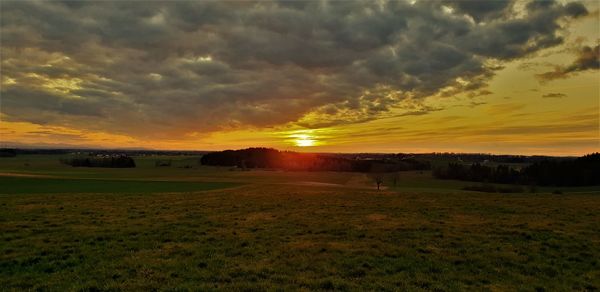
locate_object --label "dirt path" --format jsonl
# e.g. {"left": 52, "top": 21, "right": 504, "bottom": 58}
{"left": 283, "top": 173, "right": 381, "bottom": 190}
{"left": 292, "top": 181, "right": 346, "bottom": 188}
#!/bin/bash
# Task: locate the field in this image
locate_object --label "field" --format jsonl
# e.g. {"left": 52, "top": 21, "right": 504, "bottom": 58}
{"left": 1, "top": 155, "right": 599, "bottom": 290}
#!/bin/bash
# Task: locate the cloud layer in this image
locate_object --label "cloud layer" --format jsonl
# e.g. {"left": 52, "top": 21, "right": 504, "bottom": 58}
{"left": 0, "top": 0, "right": 589, "bottom": 139}
{"left": 537, "top": 44, "right": 600, "bottom": 80}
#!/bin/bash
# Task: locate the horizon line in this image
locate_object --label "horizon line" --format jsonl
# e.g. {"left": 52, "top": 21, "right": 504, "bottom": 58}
{"left": 2, "top": 145, "right": 589, "bottom": 158}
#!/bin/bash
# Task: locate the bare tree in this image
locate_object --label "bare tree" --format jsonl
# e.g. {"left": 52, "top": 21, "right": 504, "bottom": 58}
{"left": 372, "top": 174, "right": 384, "bottom": 190}
{"left": 369, "top": 163, "right": 386, "bottom": 190}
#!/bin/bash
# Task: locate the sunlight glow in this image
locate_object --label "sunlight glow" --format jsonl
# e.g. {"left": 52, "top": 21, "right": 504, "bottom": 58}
{"left": 295, "top": 134, "right": 316, "bottom": 147}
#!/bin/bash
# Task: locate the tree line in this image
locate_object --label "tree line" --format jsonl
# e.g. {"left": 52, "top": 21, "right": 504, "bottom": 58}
{"left": 434, "top": 153, "right": 600, "bottom": 186}
{"left": 0, "top": 149, "right": 17, "bottom": 157}
{"left": 59, "top": 155, "right": 136, "bottom": 168}
{"left": 200, "top": 148, "right": 430, "bottom": 172}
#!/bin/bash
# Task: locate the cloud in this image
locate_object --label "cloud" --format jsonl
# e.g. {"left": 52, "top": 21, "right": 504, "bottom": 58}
{"left": 395, "top": 105, "right": 443, "bottom": 117}
{"left": 542, "top": 92, "right": 567, "bottom": 98}
{"left": 537, "top": 44, "right": 600, "bottom": 80}
{"left": 0, "top": 0, "right": 589, "bottom": 139}
{"left": 468, "top": 101, "right": 488, "bottom": 107}
{"left": 442, "top": 0, "right": 513, "bottom": 22}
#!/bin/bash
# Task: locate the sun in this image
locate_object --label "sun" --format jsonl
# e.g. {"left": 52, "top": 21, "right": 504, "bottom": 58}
{"left": 295, "top": 134, "right": 315, "bottom": 147}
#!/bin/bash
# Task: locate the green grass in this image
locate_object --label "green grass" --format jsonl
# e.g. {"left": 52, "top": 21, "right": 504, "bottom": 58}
{"left": 1, "top": 186, "right": 599, "bottom": 290}
{"left": 0, "top": 177, "right": 240, "bottom": 194}
{"left": 1, "top": 154, "right": 599, "bottom": 290}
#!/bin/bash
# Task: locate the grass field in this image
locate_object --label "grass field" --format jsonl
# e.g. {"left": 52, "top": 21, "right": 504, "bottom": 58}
{"left": 1, "top": 155, "right": 599, "bottom": 290}
{"left": 0, "top": 177, "right": 240, "bottom": 194}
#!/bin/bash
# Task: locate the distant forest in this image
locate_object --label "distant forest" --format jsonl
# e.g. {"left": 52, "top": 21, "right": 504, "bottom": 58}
{"left": 59, "top": 156, "right": 136, "bottom": 168}
{"left": 3, "top": 147, "right": 598, "bottom": 186}
{"left": 200, "top": 148, "right": 430, "bottom": 172}
{"left": 434, "top": 153, "right": 600, "bottom": 186}
{"left": 201, "top": 148, "right": 600, "bottom": 187}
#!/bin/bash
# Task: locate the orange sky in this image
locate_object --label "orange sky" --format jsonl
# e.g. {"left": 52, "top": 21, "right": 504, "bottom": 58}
{"left": 1, "top": 1, "right": 599, "bottom": 155}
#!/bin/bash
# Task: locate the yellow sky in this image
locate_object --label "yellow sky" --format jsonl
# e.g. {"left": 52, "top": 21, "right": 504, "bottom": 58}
{"left": 2, "top": 48, "right": 598, "bottom": 155}
{"left": 1, "top": 1, "right": 598, "bottom": 155}
{"left": 4, "top": 53, "right": 597, "bottom": 156}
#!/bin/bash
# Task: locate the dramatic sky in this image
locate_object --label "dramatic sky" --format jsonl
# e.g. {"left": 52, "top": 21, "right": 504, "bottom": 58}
{"left": 1, "top": 0, "right": 598, "bottom": 155}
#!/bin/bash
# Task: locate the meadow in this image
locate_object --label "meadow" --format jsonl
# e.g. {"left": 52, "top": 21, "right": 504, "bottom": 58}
{"left": 1, "top": 154, "right": 599, "bottom": 290}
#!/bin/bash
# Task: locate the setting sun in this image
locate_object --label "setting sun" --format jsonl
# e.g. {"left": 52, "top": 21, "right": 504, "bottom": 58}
{"left": 295, "top": 135, "right": 316, "bottom": 147}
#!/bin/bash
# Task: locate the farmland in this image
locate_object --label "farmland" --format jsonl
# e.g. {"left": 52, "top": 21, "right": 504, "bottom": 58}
{"left": 1, "top": 154, "right": 599, "bottom": 290}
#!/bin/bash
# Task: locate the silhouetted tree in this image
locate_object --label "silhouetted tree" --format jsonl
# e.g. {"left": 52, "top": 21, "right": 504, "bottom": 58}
{"left": 369, "top": 163, "right": 387, "bottom": 190}
{"left": 60, "top": 155, "right": 136, "bottom": 168}
{"left": 0, "top": 148, "right": 17, "bottom": 157}
{"left": 200, "top": 148, "right": 429, "bottom": 173}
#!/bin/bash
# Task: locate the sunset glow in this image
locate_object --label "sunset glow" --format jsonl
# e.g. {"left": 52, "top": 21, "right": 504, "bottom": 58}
{"left": 0, "top": 1, "right": 598, "bottom": 155}
{"left": 294, "top": 135, "right": 316, "bottom": 147}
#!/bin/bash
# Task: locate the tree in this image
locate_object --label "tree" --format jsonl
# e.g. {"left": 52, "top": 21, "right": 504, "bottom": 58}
{"left": 369, "top": 163, "right": 386, "bottom": 190}
{"left": 0, "top": 148, "right": 17, "bottom": 157}
{"left": 59, "top": 155, "right": 136, "bottom": 168}
{"left": 370, "top": 173, "right": 384, "bottom": 190}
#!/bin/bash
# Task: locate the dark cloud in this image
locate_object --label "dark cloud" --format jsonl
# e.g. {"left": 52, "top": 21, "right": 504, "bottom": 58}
{"left": 538, "top": 44, "right": 600, "bottom": 80}
{"left": 1, "top": 86, "right": 107, "bottom": 118}
{"left": 0, "top": 0, "right": 589, "bottom": 138}
{"left": 443, "top": 0, "right": 512, "bottom": 22}
{"left": 542, "top": 92, "right": 567, "bottom": 98}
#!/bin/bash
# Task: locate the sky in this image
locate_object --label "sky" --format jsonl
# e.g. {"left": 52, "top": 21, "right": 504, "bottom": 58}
{"left": 1, "top": 0, "right": 598, "bottom": 155}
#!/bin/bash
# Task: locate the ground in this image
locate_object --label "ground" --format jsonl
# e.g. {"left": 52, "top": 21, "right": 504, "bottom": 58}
{"left": 1, "top": 155, "right": 599, "bottom": 290}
